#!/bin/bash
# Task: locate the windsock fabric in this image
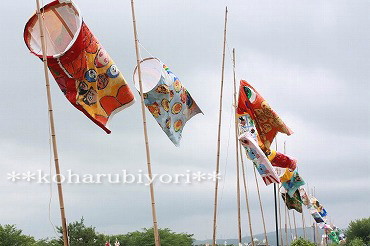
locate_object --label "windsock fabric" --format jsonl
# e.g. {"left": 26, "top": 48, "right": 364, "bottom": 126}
{"left": 310, "top": 195, "right": 324, "bottom": 212}
{"left": 238, "top": 114, "right": 268, "bottom": 157}
{"left": 238, "top": 115, "right": 259, "bottom": 164}
{"left": 267, "top": 150, "right": 297, "bottom": 170}
{"left": 282, "top": 170, "right": 305, "bottom": 197}
{"left": 336, "top": 228, "right": 346, "bottom": 241}
{"left": 237, "top": 80, "right": 293, "bottom": 150}
{"left": 239, "top": 132, "right": 280, "bottom": 185}
{"left": 321, "top": 223, "right": 333, "bottom": 232}
{"left": 24, "top": 1, "right": 135, "bottom": 133}
{"left": 133, "top": 58, "right": 202, "bottom": 146}
{"left": 238, "top": 114, "right": 257, "bottom": 138}
{"left": 319, "top": 208, "right": 328, "bottom": 218}
{"left": 274, "top": 166, "right": 287, "bottom": 178}
{"left": 280, "top": 168, "right": 294, "bottom": 183}
{"left": 311, "top": 210, "right": 325, "bottom": 223}
{"left": 282, "top": 190, "right": 303, "bottom": 213}
{"left": 299, "top": 187, "right": 310, "bottom": 207}
{"left": 328, "top": 231, "right": 340, "bottom": 244}
{"left": 238, "top": 114, "right": 297, "bottom": 172}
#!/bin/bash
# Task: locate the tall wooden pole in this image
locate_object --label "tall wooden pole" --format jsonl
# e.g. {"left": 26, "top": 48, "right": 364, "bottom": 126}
{"left": 316, "top": 217, "right": 319, "bottom": 243}
{"left": 307, "top": 183, "right": 315, "bottom": 243}
{"left": 274, "top": 184, "right": 280, "bottom": 246}
{"left": 274, "top": 141, "right": 279, "bottom": 246}
{"left": 232, "top": 49, "right": 242, "bottom": 245}
{"left": 285, "top": 142, "right": 298, "bottom": 241}
{"left": 313, "top": 221, "right": 316, "bottom": 245}
{"left": 314, "top": 187, "right": 319, "bottom": 244}
{"left": 35, "top": 1, "right": 69, "bottom": 245}
{"left": 239, "top": 146, "right": 255, "bottom": 246}
{"left": 287, "top": 205, "right": 293, "bottom": 242}
{"left": 212, "top": 7, "right": 228, "bottom": 246}
{"left": 284, "top": 141, "right": 296, "bottom": 244}
{"left": 284, "top": 202, "right": 289, "bottom": 245}
{"left": 253, "top": 167, "right": 268, "bottom": 245}
{"left": 234, "top": 75, "right": 259, "bottom": 245}
{"left": 130, "top": 1, "right": 160, "bottom": 245}
{"left": 278, "top": 185, "right": 283, "bottom": 246}
{"left": 292, "top": 211, "right": 298, "bottom": 239}
{"left": 302, "top": 211, "right": 307, "bottom": 239}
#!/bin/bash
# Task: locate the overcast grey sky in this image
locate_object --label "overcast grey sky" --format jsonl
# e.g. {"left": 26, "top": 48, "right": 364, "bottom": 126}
{"left": 0, "top": 0, "right": 369, "bottom": 242}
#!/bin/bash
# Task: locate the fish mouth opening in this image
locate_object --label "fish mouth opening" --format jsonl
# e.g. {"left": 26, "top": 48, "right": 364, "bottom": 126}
{"left": 24, "top": 0, "right": 82, "bottom": 58}
{"left": 133, "top": 57, "right": 164, "bottom": 94}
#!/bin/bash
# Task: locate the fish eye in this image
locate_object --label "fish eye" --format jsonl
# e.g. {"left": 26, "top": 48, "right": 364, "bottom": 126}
{"left": 244, "top": 86, "right": 257, "bottom": 103}
{"left": 85, "top": 69, "right": 97, "bottom": 82}
{"left": 107, "top": 64, "right": 119, "bottom": 78}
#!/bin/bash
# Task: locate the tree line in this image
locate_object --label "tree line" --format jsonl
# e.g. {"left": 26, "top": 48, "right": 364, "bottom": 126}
{"left": 1, "top": 217, "right": 369, "bottom": 245}
{"left": 0, "top": 218, "right": 193, "bottom": 246}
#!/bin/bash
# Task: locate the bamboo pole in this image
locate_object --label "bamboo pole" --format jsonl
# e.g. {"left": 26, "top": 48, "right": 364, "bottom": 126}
{"left": 314, "top": 187, "right": 319, "bottom": 245}
{"left": 302, "top": 210, "right": 307, "bottom": 239}
{"left": 253, "top": 166, "right": 268, "bottom": 245}
{"left": 284, "top": 202, "right": 289, "bottom": 245}
{"left": 35, "top": 1, "right": 69, "bottom": 245}
{"left": 310, "top": 187, "right": 316, "bottom": 244}
{"left": 277, "top": 186, "right": 283, "bottom": 246}
{"left": 307, "top": 184, "right": 315, "bottom": 243}
{"left": 212, "top": 7, "right": 228, "bottom": 246}
{"left": 274, "top": 184, "right": 280, "bottom": 246}
{"left": 287, "top": 205, "right": 293, "bottom": 242}
{"left": 274, "top": 140, "right": 279, "bottom": 246}
{"left": 239, "top": 146, "right": 255, "bottom": 246}
{"left": 283, "top": 142, "right": 297, "bottom": 244}
{"left": 292, "top": 211, "right": 298, "bottom": 239}
{"left": 285, "top": 141, "right": 298, "bottom": 241}
{"left": 232, "top": 49, "right": 242, "bottom": 245}
{"left": 313, "top": 221, "right": 316, "bottom": 245}
{"left": 130, "top": 1, "right": 160, "bottom": 246}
